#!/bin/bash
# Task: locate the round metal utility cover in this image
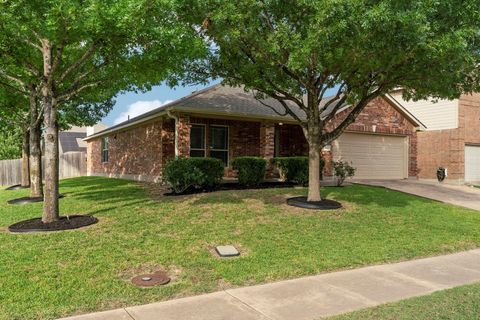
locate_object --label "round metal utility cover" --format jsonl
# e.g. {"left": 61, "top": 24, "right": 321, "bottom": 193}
{"left": 131, "top": 271, "right": 170, "bottom": 287}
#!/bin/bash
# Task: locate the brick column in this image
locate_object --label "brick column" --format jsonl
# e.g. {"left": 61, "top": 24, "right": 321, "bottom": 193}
{"left": 177, "top": 115, "right": 191, "bottom": 157}
{"left": 260, "top": 122, "right": 275, "bottom": 177}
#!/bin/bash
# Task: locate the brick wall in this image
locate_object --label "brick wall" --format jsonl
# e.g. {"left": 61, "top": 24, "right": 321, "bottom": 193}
{"left": 461, "top": 93, "right": 480, "bottom": 144}
{"left": 87, "top": 120, "right": 164, "bottom": 181}
{"left": 328, "top": 97, "right": 416, "bottom": 136}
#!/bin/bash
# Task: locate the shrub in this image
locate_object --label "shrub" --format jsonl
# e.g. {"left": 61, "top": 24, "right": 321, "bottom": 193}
{"left": 333, "top": 160, "right": 356, "bottom": 186}
{"left": 272, "top": 157, "right": 308, "bottom": 185}
{"left": 164, "top": 157, "right": 224, "bottom": 193}
{"left": 231, "top": 157, "right": 267, "bottom": 186}
{"left": 188, "top": 157, "right": 224, "bottom": 188}
{"left": 272, "top": 156, "right": 325, "bottom": 185}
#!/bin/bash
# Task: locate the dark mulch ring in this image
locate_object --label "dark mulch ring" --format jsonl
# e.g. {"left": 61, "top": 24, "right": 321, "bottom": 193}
{"left": 5, "top": 184, "right": 30, "bottom": 191}
{"left": 7, "top": 194, "right": 65, "bottom": 205}
{"left": 8, "top": 215, "right": 98, "bottom": 233}
{"left": 165, "top": 181, "right": 299, "bottom": 196}
{"left": 287, "top": 196, "right": 342, "bottom": 210}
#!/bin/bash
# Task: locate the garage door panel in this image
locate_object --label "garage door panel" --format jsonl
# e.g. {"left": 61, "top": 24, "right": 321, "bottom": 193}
{"left": 332, "top": 133, "right": 407, "bottom": 179}
{"left": 465, "top": 145, "right": 480, "bottom": 182}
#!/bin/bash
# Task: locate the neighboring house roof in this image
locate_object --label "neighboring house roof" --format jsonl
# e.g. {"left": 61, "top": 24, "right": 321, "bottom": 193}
{"left": 60, "top": 123, "right": 108, "bottom": 152}
{"left": 85, "top": 84, "right": 425, "bottom": 141}
{"left": 59, "top": 131, "right": 87, "bottom": 153}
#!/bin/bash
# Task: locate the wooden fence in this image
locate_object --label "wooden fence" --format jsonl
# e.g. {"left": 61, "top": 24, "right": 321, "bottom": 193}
{"left": 0, "top": 152, "right": 87, "bottom": 186}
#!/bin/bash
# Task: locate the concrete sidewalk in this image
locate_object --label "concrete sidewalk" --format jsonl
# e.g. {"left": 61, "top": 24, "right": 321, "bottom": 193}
{"left": 60, "top": 250, "right": 480, "bottom": 320}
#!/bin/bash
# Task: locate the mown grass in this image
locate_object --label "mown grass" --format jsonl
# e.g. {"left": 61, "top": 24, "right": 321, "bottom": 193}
{"left": 1, "top": 176, "right": 480, "bottom": 319}
{"left": 330, "top": 283, "right": 480, "bottom": 320}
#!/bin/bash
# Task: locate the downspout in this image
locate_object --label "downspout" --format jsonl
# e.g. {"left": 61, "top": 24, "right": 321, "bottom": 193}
{"left": 166, "top": 110, "right": 179, "bottom": 158}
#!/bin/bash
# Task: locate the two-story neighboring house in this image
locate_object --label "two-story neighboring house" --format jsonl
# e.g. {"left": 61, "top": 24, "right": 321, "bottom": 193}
{"left": 390, "top": 91, "right": 480, "bottom": 184}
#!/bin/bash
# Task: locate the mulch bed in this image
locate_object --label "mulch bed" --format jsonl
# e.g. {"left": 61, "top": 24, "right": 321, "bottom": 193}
{"left": 8, "top": 215, "right": 98, "bottom": 233}
{"left": 7, "top": 194, "right": 65, "bottom": 205}
{"left": 5, "top": 184, "right": 30, "bottom": 191}
{"left": 287, "top": 196, "right": 342, "bottom": 210}
{"left": 165, "top": 181, "right": 298, "bottom": 196}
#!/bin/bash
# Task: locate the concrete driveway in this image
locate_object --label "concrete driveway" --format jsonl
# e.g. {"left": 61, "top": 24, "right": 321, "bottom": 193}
{"left": 354, "top": 179, "right": 480, "bottom": 211}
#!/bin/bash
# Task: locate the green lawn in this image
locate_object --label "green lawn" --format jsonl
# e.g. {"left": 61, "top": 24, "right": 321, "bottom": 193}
{"left": 1, "top": 177, "right": 480, "bottom": 319}
{"left": 330, "top": 283, "right": 480, "bottom": 320}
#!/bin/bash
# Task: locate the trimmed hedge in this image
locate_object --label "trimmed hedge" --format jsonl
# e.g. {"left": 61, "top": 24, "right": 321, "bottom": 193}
{"left": 272, "top": 156, "right": 325, "bottom": 185}
{"left": 231, "top": 157, "right": 267, "bottom": 186}
{"left": 164, "top": 157, "right": 224, "bottom": 193}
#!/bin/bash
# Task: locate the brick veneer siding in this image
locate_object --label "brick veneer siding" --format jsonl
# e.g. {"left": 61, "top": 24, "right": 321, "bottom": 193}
{"left": 87, "top": 119, "right": 164, "bottom": 181}
{"left": 177, "top": 115, "right": 191, "bottom": 157}
{"left": 416, "top": 93, "right": 480, "bottom": 182}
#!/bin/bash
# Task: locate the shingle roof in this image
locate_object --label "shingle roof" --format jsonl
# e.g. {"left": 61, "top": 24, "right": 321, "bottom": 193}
{"left": 59, "top": 131, "right": 87, "bottom": 153}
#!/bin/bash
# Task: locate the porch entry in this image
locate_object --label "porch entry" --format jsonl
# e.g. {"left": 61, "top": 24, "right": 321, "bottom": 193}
{"left": 190, "top": 124, "right": 229, "bottom": 166}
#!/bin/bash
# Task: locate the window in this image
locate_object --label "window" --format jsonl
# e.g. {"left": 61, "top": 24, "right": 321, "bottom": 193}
{"left": 210, "top": 125, "right": 229, "bottom": 166}
{"left": 101, "top": 137, "right": 109, "bottom": 163}
{"left": 190, "top": 124, "right": 206, "bottom": 157}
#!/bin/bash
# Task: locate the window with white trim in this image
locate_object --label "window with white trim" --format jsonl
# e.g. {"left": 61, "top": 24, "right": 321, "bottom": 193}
{"left": 101, "top": 137, "right": 109, "bottom": 163}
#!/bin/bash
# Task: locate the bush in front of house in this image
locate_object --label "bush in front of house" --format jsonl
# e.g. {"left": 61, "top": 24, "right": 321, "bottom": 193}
{"left": 333, "top": 160, "right": 356, "bottom": 186}
{"left": 188, "top": 157, "right": 224, "bottom": 188}
{"left": 164, "top": 157, "right": 224, "bottom": 193}
{"left": 272, "top": 156, "right": 325, "bottom": 185}
{"left": 231, "top": 156, "right": 267, "bottom": 186}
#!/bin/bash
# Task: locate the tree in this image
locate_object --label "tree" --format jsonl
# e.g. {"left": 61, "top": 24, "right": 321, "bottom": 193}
{"left": 184, "top": 0, "right": 480, "bottom": 202}
{"left": 0, "top": 0, "right": 204, "bottom": 223}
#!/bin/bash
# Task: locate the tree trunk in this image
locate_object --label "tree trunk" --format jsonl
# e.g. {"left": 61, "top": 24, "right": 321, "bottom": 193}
{"left": 307, "top": 140, "right": 322, "bottom": 202}
{"left": 42, "top": 97, "right": 59, "bottom": 223}
{"left": 29, "top": 122, "right": 43, "bottom": 198}
{"left": 41, "top": 40, "right": 60, "bottom": 224}
{"left": 29, "top": 86, "right": 43, "bottom": 198}
{"left": 21, "top": 130, "right": 30, "bottom": 187}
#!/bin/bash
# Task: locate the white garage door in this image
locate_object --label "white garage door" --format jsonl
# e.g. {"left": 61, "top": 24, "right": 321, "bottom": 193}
{"left": 465, "top": 145, "right": 480, "bottom": 182}
{"left": 332, "top": 133, "right": 408, "bottom": 179}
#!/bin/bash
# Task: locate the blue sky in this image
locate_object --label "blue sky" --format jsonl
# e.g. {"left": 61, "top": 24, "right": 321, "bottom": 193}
{"left": 102, "top": 80, "right": 220, "bottom": 126}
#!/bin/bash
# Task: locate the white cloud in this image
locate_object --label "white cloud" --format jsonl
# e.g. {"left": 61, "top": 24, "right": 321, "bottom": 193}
{"left": 114, "top": 100, "right": 173, "bottom": 125}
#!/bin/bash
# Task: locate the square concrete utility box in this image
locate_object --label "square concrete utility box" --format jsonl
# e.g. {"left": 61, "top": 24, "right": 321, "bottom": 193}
{"left": 215, "top": 245, "right": 240, "bottom": 257}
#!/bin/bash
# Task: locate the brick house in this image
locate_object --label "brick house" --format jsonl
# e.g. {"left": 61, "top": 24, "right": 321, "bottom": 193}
{"left": 390, "top": 91, "right": 480, "bottom": 184}
{"left": 85, "top": 85, "right": 425, "bottom": 183}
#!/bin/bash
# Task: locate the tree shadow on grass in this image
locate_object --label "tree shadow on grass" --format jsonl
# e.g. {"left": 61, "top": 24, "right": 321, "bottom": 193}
{"left": 171, "top": 184, "right": 431, "bottom": 209}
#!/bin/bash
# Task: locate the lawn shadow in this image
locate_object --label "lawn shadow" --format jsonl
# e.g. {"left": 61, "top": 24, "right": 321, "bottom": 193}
{"left": 162, "top": 184, "right": 432, "bottom": 210}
